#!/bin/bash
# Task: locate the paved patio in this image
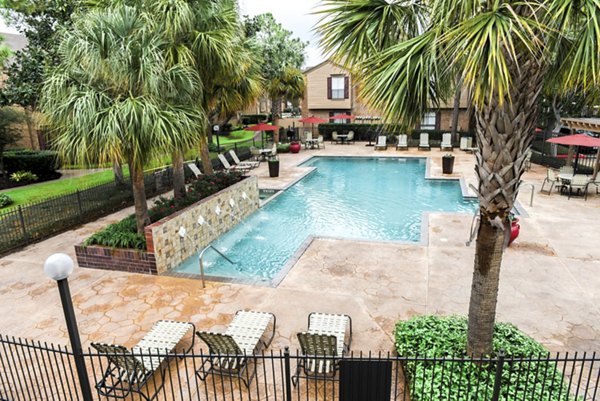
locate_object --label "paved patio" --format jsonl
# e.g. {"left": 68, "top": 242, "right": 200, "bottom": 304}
{"left": 0, "top": 143, "right": 599, "bottom": 354}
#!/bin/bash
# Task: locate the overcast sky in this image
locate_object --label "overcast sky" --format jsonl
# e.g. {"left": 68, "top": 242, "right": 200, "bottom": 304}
{"left": 0, "top": 1, "right": 326, "bottom": 67}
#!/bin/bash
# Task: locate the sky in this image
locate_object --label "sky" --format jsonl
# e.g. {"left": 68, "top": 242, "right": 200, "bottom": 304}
{"left": 0, "top": 1, "right": 327, "bottom": 68}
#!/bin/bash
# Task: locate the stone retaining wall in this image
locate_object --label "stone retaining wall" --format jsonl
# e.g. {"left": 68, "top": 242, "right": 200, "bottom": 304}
{"left": 75, "top": 176, "right": 260, "bottom": 275}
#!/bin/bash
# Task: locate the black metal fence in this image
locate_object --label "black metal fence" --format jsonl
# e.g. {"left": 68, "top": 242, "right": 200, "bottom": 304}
{"left": 0, "top": 334, "right": 598, "bottom": 401}
{"left": 532, "top": 132, "right": 598, "bottom": 173}
{"left": 0, "top": 168, "right": 174, "bottom": 255}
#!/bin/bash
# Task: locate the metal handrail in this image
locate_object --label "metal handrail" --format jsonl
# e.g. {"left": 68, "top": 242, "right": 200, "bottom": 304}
{"left": 198, "top": 244, "right": 235, "bottom": 288}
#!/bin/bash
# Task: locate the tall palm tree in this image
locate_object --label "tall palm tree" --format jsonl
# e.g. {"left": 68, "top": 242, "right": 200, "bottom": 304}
{"left": 42, "top": 5, "right": 203, "bottom": 233}
{"left": 317, "top": 0, "right": 600, "bottom": 355}
{"left": 268, "top": 66, "right": 305, "bottom": 143}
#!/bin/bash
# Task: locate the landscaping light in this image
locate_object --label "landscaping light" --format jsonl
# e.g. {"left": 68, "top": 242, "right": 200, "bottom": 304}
{"left": 197, "top": 216, "right": 205, "bottom": 226}
{"left": 44, "top": 253, "right": 74, "bottom": 281}
{"left": 229, "top": 198, "right": 235, "bottom": 208}
{"left": 215, "top": 206, "right": 221, "bottom": 216}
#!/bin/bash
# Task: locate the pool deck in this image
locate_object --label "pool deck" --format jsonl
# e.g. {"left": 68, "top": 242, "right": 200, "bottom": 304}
{"left": 0, "top": 143, "right": 599, "bottom": 354}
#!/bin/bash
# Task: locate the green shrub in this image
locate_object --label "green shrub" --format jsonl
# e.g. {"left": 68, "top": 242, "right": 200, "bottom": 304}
{"left": 394, "top": 316, "right": 571, "bottom": 401}
{"left": 85, "top": 171, "right": 244, "bottom": 250}
{"left": 276, "top": 144, "right": 290, "bottom": 153}
{"left": 240, "top": 114, "right": 268, "bottom": 125}
{"left": 0, "top": 193, "right": 13, "bottom": 208}
{"left": 4, "top": 150, "right": 61, "bottom": 177}
{"left": 9, "top": 170, "right": 38, "bottom": 183}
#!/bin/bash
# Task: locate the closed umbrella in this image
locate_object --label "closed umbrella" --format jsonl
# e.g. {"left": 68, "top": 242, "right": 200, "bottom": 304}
{"left": 245, "top": 123, "right": 280, "bottom": 148}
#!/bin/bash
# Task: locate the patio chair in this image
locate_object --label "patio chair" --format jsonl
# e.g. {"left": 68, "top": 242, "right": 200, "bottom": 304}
{"left": 559, "top": 165, "right": 574, "bottom": 176}
{"left": 396, "top": 134, "right": 408, "bottom": 150}
{"left": 229, "top": 149, "right": 260, "bottom": 169}
{"left": 460, "top": 137, "right": 477, "bottom": 153}
{"left": 91, "top": 320, "right": 195, "bottom": 401}
{"left": 418, "top": 133, "right": 430, "bottom": 150}
{"left": 440, "top": 133, "right": 453, "bottom": 151}
{"left": 331, "top": 131, "right": 339, "bottom": 144}
{"left": 186, "top": 162, "right": 203, "bottom": 179}
{"left": 293, "top": 312, "right": 352, "bottom": 385}
{"left": 567, "top": 175, "right": 590, "bottom": 199}
{"left": 374, "top": 135, "right": 387, "bottom": 150}
{"left": 304, "top": 131, "right": 313, "bottom": 149}
{"left": 346, "top": 131, "right": 355, "bottom": 144}
{"left": 249, "top": 146, "right": 261, "bottom": 161}
{"left": 196, "top": 310, "right": 276, "bottom": 387}
{"left": 541, "top": 169, "right": 561, "bottom": 194}
{"left": 318, "top": 135, "right": 325, "bottom": 149}
{"left": 218, "top": 153, "right": 251, "bottom": 173}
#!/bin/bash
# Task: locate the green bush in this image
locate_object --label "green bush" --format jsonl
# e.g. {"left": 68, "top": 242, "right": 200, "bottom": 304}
{"left": 240, "top": 114, "right": 268, "bottom": 125}
{"left": 394, "top": 316, "right": 571, "bottom": 401}
{"left": 276, "top": 143, "right": 290, "bottom": 153}
{"left": 9, "top": 170, "right": 38, "bottom": 183}
{"left": 0, "top": 193, "right": 13, "bottom": 208}
{"left": 4, "top": 150, "right": 61, "bottom": 177}
{"left": 85, "top": 171, "right": 244, "bottom": 250}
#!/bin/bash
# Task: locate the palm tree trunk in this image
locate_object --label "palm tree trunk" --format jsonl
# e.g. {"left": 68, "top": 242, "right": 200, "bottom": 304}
{"left": 130, "top": 161, "right": 150, "bottom": 234}
{"left": 112, "top": 159, "right": 125, "bottom": 186}
{"left": 23, "top": 107, "right": 38, "bottom": 150}
{"left": 451, "top": 77, "right": 463, "bottom": 139}
{"left": 271, "top": 97, "right": 282, "bottom": 143}
{"left": 467, "top": 53, "right": 544, "bottom": 356}
{"left": 199, "top": 131, "right": 213, "bottom": 174}
{"left": 172, "top": 151, "right": 186, "bottom": 199}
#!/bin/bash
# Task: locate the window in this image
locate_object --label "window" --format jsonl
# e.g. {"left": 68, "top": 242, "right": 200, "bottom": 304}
{"left": 421, "top": 112, "right": 437, "bottom": 130}
{"left": 327, "top": 75, "right": 349, "bottom": 99}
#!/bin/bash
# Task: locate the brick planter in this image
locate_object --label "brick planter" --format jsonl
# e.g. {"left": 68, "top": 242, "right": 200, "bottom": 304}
{"left": 75, "top": 176, "right": 260, "bottom": 275}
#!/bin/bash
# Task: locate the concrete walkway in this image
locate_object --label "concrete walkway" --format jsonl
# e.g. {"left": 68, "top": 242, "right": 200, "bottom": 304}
{"left": 0, "top": 144, "right": 598, "bottom": 353}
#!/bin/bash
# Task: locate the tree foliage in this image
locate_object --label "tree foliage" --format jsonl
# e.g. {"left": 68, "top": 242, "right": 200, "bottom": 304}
{"left": 0, "top": 107, "right": 24, "bottom": 184}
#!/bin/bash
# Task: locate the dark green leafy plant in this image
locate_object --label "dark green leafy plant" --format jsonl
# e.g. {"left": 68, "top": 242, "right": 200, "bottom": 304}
{"left": 394, "top": 316, "right": 572, "bottom": 401}
{"left": 0, "top": 193, "right": 13, "bottom": 208}
{"left": 9, "top": 170, "right": 38, "bottom": 182}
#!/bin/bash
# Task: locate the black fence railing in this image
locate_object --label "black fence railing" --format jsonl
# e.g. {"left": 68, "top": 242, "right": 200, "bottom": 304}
{"left": 532, "top": 132, "right": 598, "bottom": 174}
{"left": 0, "top": 167, "right": 174, "bottom": 256}
{"left": 0, "top": 334, "right": 598, "bottom": 401}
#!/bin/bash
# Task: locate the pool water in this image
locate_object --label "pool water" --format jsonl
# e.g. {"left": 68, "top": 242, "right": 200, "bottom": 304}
{"left": 175, "top": 157, "right": 478, "bottom": 283}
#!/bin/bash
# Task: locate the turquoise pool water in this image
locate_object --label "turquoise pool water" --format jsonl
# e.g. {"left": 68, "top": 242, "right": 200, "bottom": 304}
{"left": 175, "top": 157, "right": 478, "bottom": 283}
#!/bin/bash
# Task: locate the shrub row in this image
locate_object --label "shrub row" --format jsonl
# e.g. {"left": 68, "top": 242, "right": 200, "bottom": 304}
{"left": 394, "top": 315, "right": 570, "bottom": 401}
{"left": 240, "top": 114, "right": 268, "bottom": 125}
{"left": 84, "top": 171, "right": 244, "bottom": 250}
{"left": 3, "top": 150, "right": 61, "bottom": 177}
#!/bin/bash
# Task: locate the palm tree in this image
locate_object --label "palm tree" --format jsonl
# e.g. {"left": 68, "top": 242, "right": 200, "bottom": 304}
{"left": 268, "top": 66, "right": 305, "bottom": 143}
{"left": 317, "top": 0, "right": 600, "bottom": 355}
{"left": 42, "top": 5, "right": 203, "bottom": 234}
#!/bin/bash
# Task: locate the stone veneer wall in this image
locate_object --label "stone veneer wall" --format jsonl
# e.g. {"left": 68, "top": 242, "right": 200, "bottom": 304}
{"left": 145, "top": 176, "right": 259, "bottom": 274}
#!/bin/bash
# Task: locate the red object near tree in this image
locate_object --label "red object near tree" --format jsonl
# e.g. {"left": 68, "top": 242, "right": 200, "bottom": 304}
{"left": 508, "top": 217, "right": 520, "bottom": 246}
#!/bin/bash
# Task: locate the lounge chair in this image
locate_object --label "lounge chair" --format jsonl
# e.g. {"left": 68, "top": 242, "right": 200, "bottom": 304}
{"left": 440, "top": 133, "right": 453, "bottom": 151}
{"left": 187, "top": 162, "right": 203, "bottom": 178}
{"left": 293, "top": 312, "right": 352, "bottom": 385}
{"left": 218, "top": 153, "right": 251, "bottom": 172}
{"left": 418, "top": 133, "right": 430, "bottom": 150}
{"left": 249, "top": 146, "right": 261, "bottom": 161}
{"left": 396, "top": 134, "right": 408, "bottom": 150}
{"left": 317, "top": 135, "right": 325, "bottom": 149}
{"left": 460, "top": 137, "right": 477, "bottom": 153}
{"left": 196, "top": 310, "right": 276, "bottom": 387}
{"left": 331, "top": 131, "right": 339, "bottom": 144}
{"left": 229, "top": 149, "right": 260, "bottom": 169}
{"left": 541, "top": 169, "right": 560, "bottom": 194}
{"left": 374, "top": 135, "right": 387, "bottom": 150}
{"left": 567, "top": 175, "right": 590, "bottom": 199}
{"left": 91, "top": 320, "right": 195, "bottom": 401}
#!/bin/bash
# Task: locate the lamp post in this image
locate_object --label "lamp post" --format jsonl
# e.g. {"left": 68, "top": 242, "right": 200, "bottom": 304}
{"left": 44, "top": 253, "right": 93, "bottom": 401}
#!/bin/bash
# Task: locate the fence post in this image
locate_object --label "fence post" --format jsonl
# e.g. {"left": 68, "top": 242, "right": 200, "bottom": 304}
{"left": 284, "top": 346, "right": 292, "bottom": 401}
{"left": 491, "top": 350, "right": 506, "bottom": 401}
{"left": 17, "top": 206, "right": 28, "bottom": 242}
{"left": 76, "top": 190, "right": 83, "bottom": 222}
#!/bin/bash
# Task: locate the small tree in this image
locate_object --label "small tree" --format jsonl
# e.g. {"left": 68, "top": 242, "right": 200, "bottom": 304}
{"left": 0, "top": 107, "right": 24, "bottom": 185}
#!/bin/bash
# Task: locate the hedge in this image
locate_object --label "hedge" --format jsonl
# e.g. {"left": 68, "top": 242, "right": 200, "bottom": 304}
{"left": 3, "top": 150, "right": 61, "bottom": 178}
{"left": 394, "top": 316, "right": 572, "bottom": 401}
{"left": 240, "top": 114, "right": 268, "bottom": 125}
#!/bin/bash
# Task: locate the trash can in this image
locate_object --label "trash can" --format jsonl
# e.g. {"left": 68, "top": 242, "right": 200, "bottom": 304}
{"left": 268, "top": 159, "right": 280, "bottom": 177}
{"left": 442, "top": 155, "right": 455, "bottom": 174}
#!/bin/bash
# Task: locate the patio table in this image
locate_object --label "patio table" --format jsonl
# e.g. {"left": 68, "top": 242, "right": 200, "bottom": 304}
{"left": 337, "top": 134, "right": 348, "bottom": 144}
{"left": 305, "top": 139, "right": 319, "bottom": 149}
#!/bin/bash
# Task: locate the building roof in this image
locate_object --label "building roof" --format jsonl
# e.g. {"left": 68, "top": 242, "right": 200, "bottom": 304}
{"left": 303, "top": 59, "right": 347, "bottom": 75}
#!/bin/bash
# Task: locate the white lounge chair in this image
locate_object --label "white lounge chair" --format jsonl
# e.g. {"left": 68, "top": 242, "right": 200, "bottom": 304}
{"left": 218, "top": 153, "right": 251, "bottom": 172}
{"left": 396, "top": 134, "right": 408, "bottom": 150}
{"left": 331, "top": 131, "right": 339, "bottom": 144}
{"left": 440, "top": 133, "right": 453, "bottom": 151}
{"left": 541, "top": 169, "right": 560, "bottom": 194}
{"left": 229, "top": 149, "right": 259, "bottom": 169}
{"left": 418, "top": 133, "right": 430, "bottom": 150}
{"left": 374, "top": 135, "right": 387, "bottom": 150}
{"left": 91, "top": 320, "right": 195, "bottom": 401}
{"left": 293, "top": 312, "right": 352, "bottom": 385}
{"left": 346, "top": 131, "right": 355, "bottom": 144}
{"left": 567, "top": 175, "right": 590, "bottom": 199}
{"left": 317, "top": 135, "right": 325, "bottom": 149}
{"left": 196, "top": 310, "right": 276, "bottom": 387}
{"left": 187, "top": 162, "right": 202, "bottom": 178}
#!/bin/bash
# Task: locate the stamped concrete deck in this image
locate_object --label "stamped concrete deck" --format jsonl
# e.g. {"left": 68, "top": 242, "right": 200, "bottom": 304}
{"left": 0, "top": 143, "right": 598, "bottom": 354}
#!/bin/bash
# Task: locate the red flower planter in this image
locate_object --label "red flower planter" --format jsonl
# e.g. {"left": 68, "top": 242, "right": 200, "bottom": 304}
{"left": 290, "top": 142, "right": 301, "bottom": 153}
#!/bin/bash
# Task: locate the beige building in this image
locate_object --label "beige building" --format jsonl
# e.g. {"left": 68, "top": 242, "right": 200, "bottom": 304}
{"left": 302, "top": 60, "right": 472, "bottom": 132}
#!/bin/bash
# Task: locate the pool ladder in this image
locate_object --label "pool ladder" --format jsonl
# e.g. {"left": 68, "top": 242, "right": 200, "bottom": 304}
{"left": 198, "top": 244, "right": 235, "bottom": 288}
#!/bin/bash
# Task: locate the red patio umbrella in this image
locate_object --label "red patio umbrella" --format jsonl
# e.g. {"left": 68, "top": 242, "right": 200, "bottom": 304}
{"left": 546, "top": 134, "right": 600, "bottom": 175}
{"left": 244, "top": 123, "right": 280, "bottom": 147}
{"left": 298, "top": 116, "right": 328, "bottom": 137}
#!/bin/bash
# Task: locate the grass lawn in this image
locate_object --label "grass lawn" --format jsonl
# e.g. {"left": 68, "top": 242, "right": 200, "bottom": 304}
{"left": 213, "top": 129, "right": 257, "bottom": 146}
{"left": 2, "top": 168, "right": 130, "bottom": 208}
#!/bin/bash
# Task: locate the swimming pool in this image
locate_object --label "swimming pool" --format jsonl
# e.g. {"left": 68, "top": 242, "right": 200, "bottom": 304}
{"left": 175, "top": 157, "right": 478, "bottom": 283}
